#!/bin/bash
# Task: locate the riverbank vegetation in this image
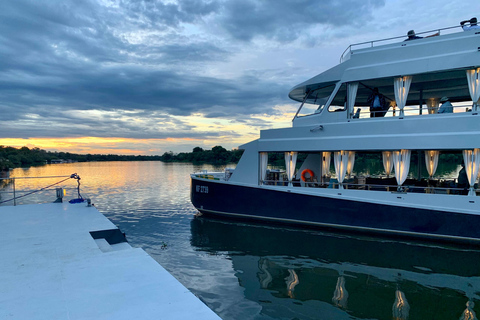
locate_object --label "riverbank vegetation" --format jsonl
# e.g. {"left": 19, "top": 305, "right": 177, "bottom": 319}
{"left": 0, "top": 145, "right": 244, "bottom": 170}
{"left": 160, "top": 146, "right": 243, "bottom": 164}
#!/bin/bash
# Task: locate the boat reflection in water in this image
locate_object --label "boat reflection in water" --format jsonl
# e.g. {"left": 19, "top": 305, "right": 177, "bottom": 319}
{"left": 190, "top": 217, "right": 480, "bottom": 320}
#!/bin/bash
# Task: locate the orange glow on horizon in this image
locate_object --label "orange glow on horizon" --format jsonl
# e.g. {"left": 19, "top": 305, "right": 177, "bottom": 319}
{"left": 0, "top": 137, "right": 207, "bottom": 155}
{"left": 0, "top": 103, "right": 297, "bottom": 155}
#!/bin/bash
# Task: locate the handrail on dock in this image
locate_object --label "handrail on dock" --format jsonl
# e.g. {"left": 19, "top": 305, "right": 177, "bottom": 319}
{"left": 0, "top": 173, "right": 82, "bottom": 206}
{"left": 0, "top": 174, "right": 72, "bottom": 180}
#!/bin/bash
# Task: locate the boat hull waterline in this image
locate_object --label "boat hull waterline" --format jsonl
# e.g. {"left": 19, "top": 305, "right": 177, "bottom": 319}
{"left": 191, "top": 177, "right": 480, "bottom": 244}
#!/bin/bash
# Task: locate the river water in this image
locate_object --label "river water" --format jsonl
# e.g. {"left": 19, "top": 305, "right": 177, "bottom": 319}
{"left": 1, "top": 161, "right": 479, "bottom": 320}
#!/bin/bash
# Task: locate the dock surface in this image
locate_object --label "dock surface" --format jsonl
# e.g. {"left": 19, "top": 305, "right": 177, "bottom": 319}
{"left": 0, "top": 202, "right": 221, "bottom": 320}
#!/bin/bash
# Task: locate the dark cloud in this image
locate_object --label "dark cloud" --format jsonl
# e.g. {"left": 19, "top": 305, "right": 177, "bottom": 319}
{"left": 218, "top": 0, "right": 385, "bottom": 42}
{"left": 0, "top": 0, "right": 385, "bottom": 144}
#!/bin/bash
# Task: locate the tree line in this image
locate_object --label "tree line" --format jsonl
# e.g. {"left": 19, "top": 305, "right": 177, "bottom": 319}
{"left": 160, "top": 146, "right": 243, "bottom": 164}
{"left": 0, "top": 145, "right": 244, "bottom": 170}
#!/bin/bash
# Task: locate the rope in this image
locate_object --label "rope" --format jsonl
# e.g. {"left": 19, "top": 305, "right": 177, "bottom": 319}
{"left": 0, "top": 173, "right": 80, "bottom": 204}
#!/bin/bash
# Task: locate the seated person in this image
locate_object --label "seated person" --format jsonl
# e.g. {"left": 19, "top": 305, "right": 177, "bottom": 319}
{"left": 438, "top": 96, "right": 453, "bottom": 113}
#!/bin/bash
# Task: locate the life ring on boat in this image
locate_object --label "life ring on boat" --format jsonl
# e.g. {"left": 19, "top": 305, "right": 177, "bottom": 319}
{"left": 301, "top": 169, "right": 314, "bottom": 182}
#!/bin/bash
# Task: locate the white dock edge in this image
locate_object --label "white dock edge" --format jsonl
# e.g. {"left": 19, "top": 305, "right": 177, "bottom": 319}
{"left": 0, "top": 202, "right": 221, "bottom": 320}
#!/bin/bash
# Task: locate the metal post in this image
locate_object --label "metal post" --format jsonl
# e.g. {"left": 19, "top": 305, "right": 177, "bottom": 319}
{"left": 419, "top": 89, "right": 423, "bottom": 115}
{"left": 13, "top": 178, "right": 16, "bottom": 206}
{"left": 417, "top": 151, "right": 422, "bottom": 180}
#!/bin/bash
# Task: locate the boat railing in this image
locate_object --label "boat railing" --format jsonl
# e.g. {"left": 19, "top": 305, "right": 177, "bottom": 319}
{"left": 262, "top": 178, "right": 475, "bottom": 195}
{"left": 0, "top": 174, "right": 84, "bottom": 206}
{"left": 193, "top": 171, "right": 230, "bottom": 181}
{"left": 340, "top": 24, "right": 461, "bottom": 63}
{"left": 326, "top": 182, "right": 469, "bottom": 195}
{"left": 352, "top": 102, "right": 474, "bottom": 119}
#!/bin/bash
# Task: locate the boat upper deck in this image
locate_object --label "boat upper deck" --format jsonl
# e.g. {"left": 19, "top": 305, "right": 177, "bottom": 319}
{"left": 289, "top": 26, "right": 480, "bottom": 103}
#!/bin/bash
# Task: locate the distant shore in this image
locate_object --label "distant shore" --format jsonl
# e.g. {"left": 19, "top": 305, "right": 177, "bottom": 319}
{"left": 0, "top": 145, "right": 243, "bottom": 170}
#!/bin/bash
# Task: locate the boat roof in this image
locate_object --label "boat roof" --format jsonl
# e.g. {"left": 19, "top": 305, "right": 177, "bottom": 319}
{"left": 289, "top": 27, "right": 480, "bottom": 103}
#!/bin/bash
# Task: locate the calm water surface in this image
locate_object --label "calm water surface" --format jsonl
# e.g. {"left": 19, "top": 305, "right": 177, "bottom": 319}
{"left": 2, "top": 161, "right": 480, "bottom": 320}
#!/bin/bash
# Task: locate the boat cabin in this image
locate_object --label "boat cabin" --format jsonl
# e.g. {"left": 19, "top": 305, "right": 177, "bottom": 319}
{"left": 228, "top": 26, "right": 480, "bottom": 196}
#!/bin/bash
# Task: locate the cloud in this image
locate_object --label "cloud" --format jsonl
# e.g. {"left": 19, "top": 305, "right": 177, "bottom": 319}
{"left": 5, "top": 0, "right": 452, "bottom": 154}
{"left": 216, "top": 0, "right": 385, "bottom": 42}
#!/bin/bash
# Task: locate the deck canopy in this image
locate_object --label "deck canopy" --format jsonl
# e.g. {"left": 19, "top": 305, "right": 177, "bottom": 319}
{"left": 289, "top": 31, "right": 480, "bottom": 107}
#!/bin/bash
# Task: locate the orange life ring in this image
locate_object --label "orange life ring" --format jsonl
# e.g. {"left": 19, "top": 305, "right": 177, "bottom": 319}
{"left": 301, "top": 169, "right": 314, "bottom": 182}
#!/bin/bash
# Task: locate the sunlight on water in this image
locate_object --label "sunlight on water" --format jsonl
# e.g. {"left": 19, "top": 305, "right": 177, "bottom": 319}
{"left": 1, "top": 161, "right": 479, "bottom": 320}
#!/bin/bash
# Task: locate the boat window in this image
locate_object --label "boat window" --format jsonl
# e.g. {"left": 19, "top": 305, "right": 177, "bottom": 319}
{"left": 295, "top": 85, "right": 336, "bottom": 117}
{"left": 328, "top": 83, "right": 347, "bottom": 112}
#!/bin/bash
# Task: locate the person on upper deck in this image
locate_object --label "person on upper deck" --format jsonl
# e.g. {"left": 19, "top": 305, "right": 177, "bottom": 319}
{"left": 404, "top": 30, "right": 440, "bottom": 41}
{"left": 438, "top": 96, "right": 453, "bottom": 113}
{"left": 367, "top": 88, "right": 388, "bottom": 117}
{"left": 460, "top": 17, "right": 480, "bottom": 31}
{"left": 404, "top": 30, "right": 422, "bottom": 41}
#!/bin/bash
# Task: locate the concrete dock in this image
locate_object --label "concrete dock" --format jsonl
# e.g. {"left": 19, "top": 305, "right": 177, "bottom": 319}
{"left": 0, "top": 202, "right": 221, "bottom": 320}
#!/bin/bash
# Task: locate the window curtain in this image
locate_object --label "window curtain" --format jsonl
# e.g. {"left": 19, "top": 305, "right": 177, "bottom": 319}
{"left": 285, "top": 152, "right": 298, "bottom": 187}
{"left": 393, "top": 150, "right": 411, "bottom": 187}
{"left": 462, "top": 149, "right": 480, "bottom": 196}
{"left": 466, "top": 68, "right": 480, "bottom": 112}
{"left": 347, "top": 82, "right": 359, "bottom": 118}
{"left": 346, "top": 151, "right": 355, "bottom": 177}
{"left": 321, "top": 152, "right": 331, "bottom": 183}
{"left": 394, "top": 76, "right": 412, "bottom": 117}
{"left": 334, "top": 151, "right": 349, "bottom": 189}
{"left": 322, "top": 152, "right": 332, "bottom": 176}
{"left": 424, "top": 150, "right": 440, "bottom": 178}
{"left": 382, "top": 151, "right": 394, "bottom": 178}
{"left": 426, "top": 98, "right": 439, "bottom": 114}
{"left": 259, "top": 152, "right": 268, "bottom": 185}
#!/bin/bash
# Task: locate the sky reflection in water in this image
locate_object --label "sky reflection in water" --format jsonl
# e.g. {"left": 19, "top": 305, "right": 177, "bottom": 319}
{"left": 2, "top": 161, "right": 479, "bottom": 320}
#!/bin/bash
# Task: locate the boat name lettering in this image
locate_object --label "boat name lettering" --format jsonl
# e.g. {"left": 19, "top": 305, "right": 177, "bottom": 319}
{"left": 196, "top": 185, "right": 209, "bottom": 193}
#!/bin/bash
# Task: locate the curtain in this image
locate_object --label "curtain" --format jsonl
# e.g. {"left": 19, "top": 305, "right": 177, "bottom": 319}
{"left": 347, "top": 82, "right": 359, "bottom": 118}
{"left": 426, "top": 98, "right": 439, "bottom": 114}
{"left": 334, "top": 151, "right": 349, "bottom": 189}
{"left": 259, "top": 152, "right": 268, "bottom": 185}
{"left": 285, "top": 152, "right": 298, "bottom": 187}
{"left": 322, "top": 152, "right": 331, "bottom": 177}
{"left": 393, "top": 150, "right": 411, "bottom": 186}
{"left": 346, "top": 151, "right": 355, "bottom": 177}
{"left": 424, "top": 150, "right": 439, "bottom": 178}
{"left": 321, "top": 151, "right": 331, "bottom": 184}
{"left": 382, "top": 151, "right": 394, "bottom": 178}
{"left": 394, "top": 76, "right": 412, "bottom": 117}
{"left": 466, "top": 68, "right": 480, "bottom": 112}
{"left": 462, "top": 149, "right": 480, "bottom": 196}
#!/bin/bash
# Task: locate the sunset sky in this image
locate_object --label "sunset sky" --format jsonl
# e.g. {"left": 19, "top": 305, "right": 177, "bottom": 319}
{"left": 0, "top": 0, "right": 476, "bottom": 155}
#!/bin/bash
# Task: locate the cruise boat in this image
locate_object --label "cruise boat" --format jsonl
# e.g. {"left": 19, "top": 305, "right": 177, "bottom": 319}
{"left": 190, "top": 25, "right": 480, "bottom": 243}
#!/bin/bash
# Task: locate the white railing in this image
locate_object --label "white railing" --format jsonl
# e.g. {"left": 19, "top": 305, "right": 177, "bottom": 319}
{"left": 0, "top": 174, "right": 83, "bottom": 206}
{"left": 351, "top": 103, "right": 474, "bottom": 119}
{"left": 340, "top": 25, "right": 461, "bottom": 63}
